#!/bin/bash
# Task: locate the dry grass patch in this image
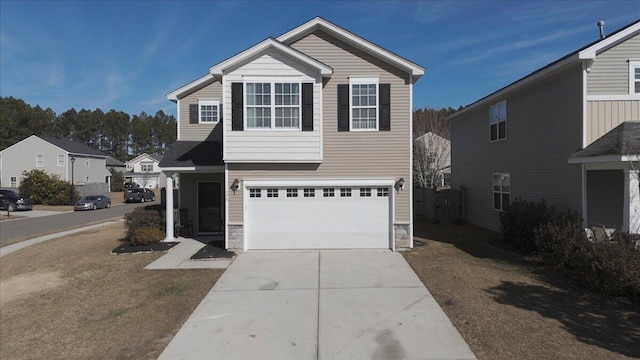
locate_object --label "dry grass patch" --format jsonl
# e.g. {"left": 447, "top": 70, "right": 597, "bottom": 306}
{"left": 404, "top": 221, "right": 640, "bottom": 360}
{"left": 0, "top": 223, "right": 222, "bottom": 360}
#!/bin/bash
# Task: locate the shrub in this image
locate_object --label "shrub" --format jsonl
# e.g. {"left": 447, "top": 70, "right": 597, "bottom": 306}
{"left": 499, "top": 198, "right": 553, "bottom": 253}
{"left": 124, "top": 206, "right": 165, "bottom": 242}
{"left": 535, "top": 209, "right": 586, "bottom": 267}
{"left": 130, "top": 226, "right": 165, "bottom": 245}
{"left": 19, "top": 169, "right": 79, "bottom": 205}
{"left": 110, "top": 167, "right": 124, "bottom": 192}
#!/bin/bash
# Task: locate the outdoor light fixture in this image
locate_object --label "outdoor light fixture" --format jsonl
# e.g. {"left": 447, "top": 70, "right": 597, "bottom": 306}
{"left": 231, "top": 178, "right": 240, "bottom": 191}
{"left": 395, "top": 177, "right": 405, "bottom": 190}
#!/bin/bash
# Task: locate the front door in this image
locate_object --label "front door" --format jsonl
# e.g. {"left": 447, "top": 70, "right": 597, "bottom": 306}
{"left": 197, "top": 182, "right": 221, "bottom": 234}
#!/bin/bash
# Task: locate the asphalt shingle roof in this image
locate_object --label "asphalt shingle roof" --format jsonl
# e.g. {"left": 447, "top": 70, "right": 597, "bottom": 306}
{"left": 571, "top": 121, "right": 640, "bottom": 158}
{"left": 159, "top": 141, "right": 223, "bottom": 168}
{"left": 38, "top": 136, "right": 105, "bottom": 157}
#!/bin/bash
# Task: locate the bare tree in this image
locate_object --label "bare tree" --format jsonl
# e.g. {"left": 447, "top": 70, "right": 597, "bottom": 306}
{"left": 413, "top": 108, "right": 454, "bottom": 188}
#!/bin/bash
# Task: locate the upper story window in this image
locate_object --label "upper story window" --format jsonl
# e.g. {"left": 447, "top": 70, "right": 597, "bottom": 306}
{"left": 10, "top": 176, "right": 17, "bottom": 187}
{"left": 36, "top": 154, "right": 44, "bottom": 167}
{"left": 493, "top": 173, "right": 510, "bottom": 211}
{"left": 350, "top": 77, "right": 378, "bottom": 131}
{"left": 141, "top": 162, "right": 153, "bottom": 172}
{"left": 489, "top": 100, "right": 507, "bottom": 141}
{"left": 199, "top": 100, "right": 219, "bottom": 123}
{"left": 246, "top": 81, "right": 300, "bottom": 130}
{"left": 630, "top": 60, "right": 640, "bottom": 94}
{"left": 86, "top": 159, "right": 90, "bottom": 167}
{"left": 57, "top": 154, "right": 65, "bottom": 167}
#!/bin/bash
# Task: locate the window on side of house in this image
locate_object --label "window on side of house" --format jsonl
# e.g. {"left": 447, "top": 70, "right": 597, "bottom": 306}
{"left": 57, "top": 154, "right": 65, "bottom": 166}
{"left": 36, "top": 154, "right": 44, "bottom": 167}
{"left": 630, "top": 60, "right": 640, "bottom": 94}
{"left": 86, "top": 159, "right": 90, "bottom": 167}
{"left": 493, "top": 173, "right": 510, "bottom": 211}
{"left": 10, "top": 176, "right": 17, "bottom": 187}
{"left": 489, "top": 100, "right": 507, "bottom": 141}
{"left": 141, "top": 162, "right": 153, "bottom": 172}
{"left": 350, "top": 77, "right": 378, "bottom": 131}
{"left": 199, "top": 100, "right": 220, "bottom": 123}
{"left": 246, "top": 81, "right": 301, "bottom": 130}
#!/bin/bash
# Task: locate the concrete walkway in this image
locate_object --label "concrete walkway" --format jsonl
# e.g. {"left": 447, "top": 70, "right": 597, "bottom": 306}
{"left": 158, "top": 250, "right": 476, "bottom": 360}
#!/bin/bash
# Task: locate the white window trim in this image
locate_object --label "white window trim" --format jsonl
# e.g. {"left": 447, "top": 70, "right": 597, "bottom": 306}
{"left": 199, "top": 99, "right": 220, "bottom": 124}
{"left": 492, "top": 173, "right": 511, "bottom": 211}
{"left": 36, "top": 154, "right": 44, "bottom": 167}
{"left": 243, "top": 77, "right": 303, "bottom": 131}
{"left": 629, "top": 59, "right": 640, "bottom": 95}
{"left": 10, "top": 176, "right": 17, "bottom": 187}
{"left": 349, "top": 76, "right": 379, "bottom": 132}
{"left": 489, "top": 100, "right": 507, "bottom": 142}
{"left": 86, "top": 159, "right": 90, "bottom": 167}
{"left": 141, "top": 162, "right": 153, "bottom": 172}
{"left": 57, "top": 154, "right": 65, "bottom": 167}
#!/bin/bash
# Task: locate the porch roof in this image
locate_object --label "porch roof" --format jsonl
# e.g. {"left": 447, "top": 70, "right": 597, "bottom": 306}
{"left": 159, "top": 141, "right": 224, "bottom": 169}
{"left": 569, "top": 121, "right": 640, "bottom": 164}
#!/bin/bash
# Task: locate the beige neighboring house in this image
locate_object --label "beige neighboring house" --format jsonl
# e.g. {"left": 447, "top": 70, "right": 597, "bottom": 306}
{"left": 0, "top": 135, "right": 111, "bottom": 189}
{"left": 160, "top": 17, "right": 424, "bottom": 251}
{"left": 125, "top": 153, "right": 166, "bottom": 189}
{"left": 449, "top": 20, "right": 640, "bottom": 234}
{"left": 414, "top": 132, "right": 451, "bottom": 188}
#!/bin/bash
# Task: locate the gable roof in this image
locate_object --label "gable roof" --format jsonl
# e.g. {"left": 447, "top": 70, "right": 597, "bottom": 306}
{"left": 277, "top": 17, "right": 424, "bottom": 80}
{"left": 167, "top": 17, "right": 424, "bottom": 101}
{"left": 38, "top": 136, "right": 106, "bottom": 157}
{"left": 449, "top": 19, "right": 640, "bottom": 120}
{"left": 569, "top": 121, "right": 640, "bottom": 162}
{"left": 126, "top": 153, "right": 163, "bottom": 165}
{"left": 106, "top": 156, "right": 125, "bottom": 167}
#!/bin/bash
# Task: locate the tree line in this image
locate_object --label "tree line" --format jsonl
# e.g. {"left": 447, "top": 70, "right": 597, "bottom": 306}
{"left": 0, "top": 96, "right": 176, "bottom": 161}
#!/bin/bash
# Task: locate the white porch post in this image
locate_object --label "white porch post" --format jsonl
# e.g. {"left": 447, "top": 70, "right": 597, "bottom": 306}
{"left": 622, "top": 169, "right": 640, "bottom": 234}
{"left": 164, "top": 174, "right": 175, "bottom": 240}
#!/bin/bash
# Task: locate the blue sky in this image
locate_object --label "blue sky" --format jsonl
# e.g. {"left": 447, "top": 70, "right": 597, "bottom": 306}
{"left": 1, "top": 1, "right": 639, "bottom": 117}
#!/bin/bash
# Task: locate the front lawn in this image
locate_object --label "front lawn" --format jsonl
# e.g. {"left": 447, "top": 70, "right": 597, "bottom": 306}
{"left": 0, "top": 223, "right": 222, "bottom": 360}
{"left": 403, "top": 221, "right": 640, "bottom": 360}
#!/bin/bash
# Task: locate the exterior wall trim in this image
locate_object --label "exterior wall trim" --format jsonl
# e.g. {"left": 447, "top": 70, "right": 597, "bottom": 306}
{"left": 160, "top": 166, "right": 225, "bottom": 172}
{"left": 587, "top": 94, "right": 640, "bottom": 101}
{"left": 242, "top": 178, "right": 395, "bottom": 187}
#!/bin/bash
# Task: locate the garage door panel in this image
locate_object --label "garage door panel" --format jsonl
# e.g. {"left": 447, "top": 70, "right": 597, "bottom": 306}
{"left": 247, "top": 187, "right": 390, "bottom": 250}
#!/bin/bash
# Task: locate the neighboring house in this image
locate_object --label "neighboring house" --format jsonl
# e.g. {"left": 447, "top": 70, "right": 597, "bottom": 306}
{"left": 125, "top": 153, "right": 166, "bottom": 189}
{"left": 414, "top": 132, "right": 451, "bottom": 188}
{"left": 449, "top": 20, "right": 640, "bottom": 234}
{"left": 160, "top": 17, "right": 424, "bottom": 251}
{"left": 0, "top": 135, "right": 111, "bottom": 189}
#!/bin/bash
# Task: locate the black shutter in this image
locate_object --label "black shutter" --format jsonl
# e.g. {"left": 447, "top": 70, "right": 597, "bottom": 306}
{"left": 231, "top": 82, "right": 243, "bottom": 131}
{"left": 302, "top": 83, "right": 313, "bottom": 131}
{"left": 189, "top": 104, "right": 198, "bottom": 124}
{"left": 379, "top": 83, "right": 390, "bottom": 131}
{"left": 337, "top": 84, "right": 349, "bottom": 131}
{"left": 218, "top": 103, "right": 223, "bottom": 122}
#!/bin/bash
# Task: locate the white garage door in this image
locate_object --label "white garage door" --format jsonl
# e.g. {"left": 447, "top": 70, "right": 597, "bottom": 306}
{"left": 246, "top": 186, "right": 391, "bottom": 250}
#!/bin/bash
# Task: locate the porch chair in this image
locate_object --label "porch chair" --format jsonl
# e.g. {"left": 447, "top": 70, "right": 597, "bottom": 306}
{"left": 589, "top": 224, "right": 614, "bottom": 243}
{"left": 174, "top": 208, "right": 194, "bottom": 237}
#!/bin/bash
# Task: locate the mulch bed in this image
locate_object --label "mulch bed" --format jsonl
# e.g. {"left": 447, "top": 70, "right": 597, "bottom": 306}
{"left": 111, "top": 241, "right": 179, "bottom": 254}
{"left": 190, "top": 240, "right": 235, "bottom": 260}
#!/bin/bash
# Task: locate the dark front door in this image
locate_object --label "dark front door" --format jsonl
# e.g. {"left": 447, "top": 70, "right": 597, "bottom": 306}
{"left": 198, "top": 182, "right": 221, "bottom": 233}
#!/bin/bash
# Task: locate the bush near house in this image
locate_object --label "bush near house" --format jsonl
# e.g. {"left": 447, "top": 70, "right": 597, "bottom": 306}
{"left": 500, "top": 198, "right": 640, "bottom": 301}
{"left": 19, "top": 169, "right": 79, "bottom": 205}
{"left": 124, "top": 205, "right": 165, "bottom": 244}
{"left": 110, "top": 167, "right": 124, "bottom": 192}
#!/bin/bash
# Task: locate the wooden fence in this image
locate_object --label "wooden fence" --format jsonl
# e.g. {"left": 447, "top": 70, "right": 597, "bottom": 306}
{"left": 414, "top": 186, "right": 466, "bottom": 224}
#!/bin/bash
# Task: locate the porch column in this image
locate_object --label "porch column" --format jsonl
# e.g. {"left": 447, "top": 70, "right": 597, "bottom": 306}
{"left": 622, "top": 169, "right": 640, "bottom": 234}
{"left": 164, "top": 174, "right": 175, "bottom": 241}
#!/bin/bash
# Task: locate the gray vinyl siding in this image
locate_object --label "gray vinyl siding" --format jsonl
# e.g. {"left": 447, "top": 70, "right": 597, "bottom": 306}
{"left": 451, "top": 64, "right": 584, "bottom": 232}
{"left": 179, "top": 81, "right": 223, "bottom": 141}
{"left": 586, "top": 100, "right": 640, "bottom": 144}
{"left": 586, "top": 170, "right": 624, "bottom": 229}
{"left": 587, "top": 33, "right": 640, "bottom": 95}
{"left": 227, "top": 29, "right": 412, "bottom": 224}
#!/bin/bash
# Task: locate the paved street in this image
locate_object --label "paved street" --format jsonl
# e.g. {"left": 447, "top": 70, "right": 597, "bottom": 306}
{"left": 0, "top": 200, "right": 155, "bottom": 243}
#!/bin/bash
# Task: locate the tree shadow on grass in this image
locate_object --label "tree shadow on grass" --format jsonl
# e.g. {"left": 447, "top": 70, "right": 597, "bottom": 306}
{"left": 486, "top": 281, "right": 640, "bottom": 357}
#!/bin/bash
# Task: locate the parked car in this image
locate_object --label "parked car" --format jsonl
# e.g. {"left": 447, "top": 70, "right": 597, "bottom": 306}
{"left": 0, "top": 189, "right": 33, "bottom": 212}
{"left": 124, "top": 188, "right": 155, "bottom": 203}
{"left": 74, "top": 195, "right": 111, "bottom": 211}
{"left": 124, "top": 182, "right": 139, "bottom": 189}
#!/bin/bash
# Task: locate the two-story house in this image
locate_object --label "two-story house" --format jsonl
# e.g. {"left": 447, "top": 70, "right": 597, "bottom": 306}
{"left": 0, "top": 135, "right": 111, "bottom": 189}
{"left": 449, "top": 20, "right": 640, "bottom": 234}
{"left": 125, "top": 153, "right": 166, "bottom": 189}
{"left": 159, "top": 17, "right": 424, "bottom": 251}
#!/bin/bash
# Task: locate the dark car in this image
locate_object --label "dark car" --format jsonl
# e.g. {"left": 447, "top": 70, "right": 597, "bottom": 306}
{"left": 124, "top": 188, "right": 155, "bottom": 203}
{"left": 124, "top": 182, "right": 139, "bottom": 189}
{"left": 0, "top": 189, "right": 33, "bottom": 212}
{"left": 74, "top": 195, "right": 111, "bottom": 211}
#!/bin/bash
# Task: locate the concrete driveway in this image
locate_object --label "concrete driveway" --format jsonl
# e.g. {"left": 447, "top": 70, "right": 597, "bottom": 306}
{"left": 158, "top": 251, "right": 475, "bottom": 360}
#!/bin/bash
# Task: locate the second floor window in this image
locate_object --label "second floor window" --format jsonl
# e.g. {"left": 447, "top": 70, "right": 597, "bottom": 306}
{"left": 630, "top": 60, "right": 640, "bottom": 94}
{"left": 350, "top": 77, "right": 378, "bottom": 130}
{"left": 141, "top": 163, "right": 153, "bottom": 172}
{"left": 246, "top": 82, "right": 300, "bottom": 130}
{"left": 199, "top": 101, "right": 219, "bottom": 123}
{"left": 36, "top": 154, "right": 44, "bottom": 167}
{"left": 489, "top": 100, "right": 507, "bottom": 141}
{"left": 57, "top": 154, "right": 65, "bottom": 166}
